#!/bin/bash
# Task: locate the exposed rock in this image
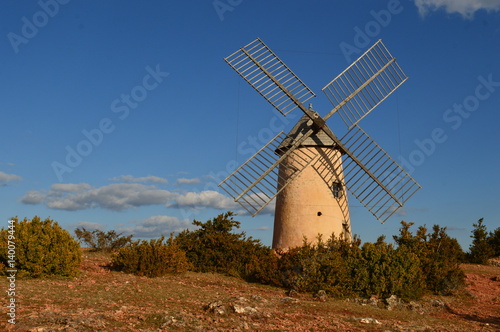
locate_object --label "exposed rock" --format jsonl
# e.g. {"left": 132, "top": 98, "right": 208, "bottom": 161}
{"left": 488, "top": 257, "right": 500, "bottom": 267}
{"left": 286, "top": 289, "right": 299, "bottom": 297}
{"left": 250, "top": 294, "right": 267, "bottom": 302}
{"left": 161, "top": 315, "right": 186, "bottom": 328}
{"left": 430, "top": 299, "right": 446, "bottom": 308}
{"left": 232, "top": 304, "right": 258, "bottom": 315}
{"left": 407, "top": 301, "right": 424, "bottom": 313}
{"left": 360, "top": 318, "right": 382, "bottom": 324}
{"left": 280, "top": 296, "right": 299, "bottom": 303}
{"left": 400, "top": 325, "right": 430, "bottom": 331}
{"left": 385, "top": 295, "right": 402, "bottom": 311}
{"left": 205, "top": 300, "right": 226, "bottom": 315}
{"left": 233, "top": 296, "right": 248, "bottom": 303}
{"left": 160, "top": 311, "right": 201, "bottom": 330}
{"left": 352, "top": 317, "right": 382, "bottom": 325}
{"left": 314, "top": 290, "right": 328, "bottom": 302}
{"left": 369, "top": 295, "right": 380, "bottom": 307}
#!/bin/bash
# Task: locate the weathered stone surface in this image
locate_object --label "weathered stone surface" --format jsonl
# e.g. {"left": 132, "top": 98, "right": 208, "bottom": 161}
{"left": 430, "top": 299, "right": 446, "bottom": 308}
{"left": 385, "top": 295, "right": 402, "bottom": 310}
{"left": 352, "top": 317, "right": 382, "bottom": 325}
{"left": 232, "top": 304, "right": 258, "bottom": 315}
{"left": 280, "top": 296, "right": 300, "bottom": 303}
{"left": 205, "top": 300, "right": 226, "bottom": 315}
{"left": 314, "top": 290, "right": 328, "bottom": 302}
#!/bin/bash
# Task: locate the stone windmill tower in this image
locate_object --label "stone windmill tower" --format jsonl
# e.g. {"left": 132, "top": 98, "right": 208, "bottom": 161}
{"left": 219, "top": 38, "right": 421, "bottom": 249}
{"left": 273, "top": 112, "right": 351, "bottom": 248}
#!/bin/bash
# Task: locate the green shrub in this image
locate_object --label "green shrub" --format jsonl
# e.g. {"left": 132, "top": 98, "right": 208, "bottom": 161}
{"left": 467, "top": 218, "right": 496, "bottom": 264}
{"left": 351, "top": 237, "right": 425, "bottom": 300}
{"left": 174, "top": 212, "right": 279, "bottom": 284}
{"left": 75, "top": 227, "right": 133, "bottom": 252}
{"left": 278, "top": 233, "right": 426, "bottom": 300}
{"left": 0, "top": 217, "right": 81, "bottom": 278}
{"left": 111, "top": 235, "right": 190, "bottom": 277}
{"left": 394, "top": 221, "right": 465, "bottom": 295}
{"left": 488, "top": 226, "right": 500, "bottom": 257}
{"left": 277, "top": 236, "right": 350, "bottom": 297}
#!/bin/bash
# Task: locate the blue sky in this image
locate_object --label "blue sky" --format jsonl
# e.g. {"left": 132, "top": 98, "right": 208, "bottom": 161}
{"left": 1, "top": 0, "right": 499, "bottom": 251}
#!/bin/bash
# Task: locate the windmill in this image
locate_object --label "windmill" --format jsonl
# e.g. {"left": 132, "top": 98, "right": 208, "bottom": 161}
{"left": 219, "top": 38, "right": 421, "bottom": 249}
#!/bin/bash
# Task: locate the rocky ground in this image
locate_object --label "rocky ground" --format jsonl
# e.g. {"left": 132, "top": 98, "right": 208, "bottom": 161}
{"left": 0, "top": 251, "right": 498, "bottom": 331}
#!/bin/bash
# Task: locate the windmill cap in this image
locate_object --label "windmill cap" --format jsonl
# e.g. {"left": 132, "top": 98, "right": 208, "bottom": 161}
{"left": 277, "top": 114, "right": 337, "bottom": 152}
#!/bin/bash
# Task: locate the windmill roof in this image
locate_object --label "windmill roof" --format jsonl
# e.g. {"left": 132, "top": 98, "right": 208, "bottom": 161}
{"left": 278, "top": 114, "right": 337, "bottom": 150}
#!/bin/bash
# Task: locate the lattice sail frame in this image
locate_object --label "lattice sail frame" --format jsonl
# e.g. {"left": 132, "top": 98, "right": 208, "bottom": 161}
{"left": 219, "top": 38, "right": 421, "bottom": 223}
{"left": 335, "top": 126, "right": 420, "bottom": 222}
{"left": 322, "top": 40, "right": 408, "bottom": 128}
{"left": 224, "top": 38, "right": 315, "bottom": 116}
{"left": 219, "top": 130, "right": 318, "bottom": 216}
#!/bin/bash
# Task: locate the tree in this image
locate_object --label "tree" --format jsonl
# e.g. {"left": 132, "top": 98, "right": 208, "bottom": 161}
{"left": 488, "top": 226, "right": 500, "bottom": 257}
{"left": 75, "top": 228, "right": 133, "bottom": 252}
{"left": 174, "top": 211, "right": 279, "bottom": 284}
{"left": 393, "top": 221, "right": 465, "bottom": 295}
{"left": 468, "top": 218, "right": 495, "bottom": 264}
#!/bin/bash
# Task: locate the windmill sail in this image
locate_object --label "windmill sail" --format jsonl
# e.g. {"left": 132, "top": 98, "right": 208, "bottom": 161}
{"left": 224, "top": 38, "right": 315, "bottom": 116}
{"left": 219, "top": 130, "right": 318, "bottom": 215}
{"left": 219, "top": 37, "right": 420, "bottom": 227}
{"left": 322, "top": 40, "right": 407, "bottom": 129}
{"left": 333, "top": 126, "right": 420, "bottom": 223}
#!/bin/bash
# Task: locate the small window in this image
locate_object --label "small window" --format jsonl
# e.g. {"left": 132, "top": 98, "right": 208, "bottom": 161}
{"left": 332, "top": 181, "right": 343, "bottom": 198}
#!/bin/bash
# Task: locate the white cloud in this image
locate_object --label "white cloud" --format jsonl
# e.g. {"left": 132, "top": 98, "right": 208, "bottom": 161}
{"left": 252, "top": 226, "right": 270, "bottom": 231}
{"left": 20, "top": 190, "right": 46, "bottom": 204}
{"left": 118, "top": 215, "right": 194, "bottom": 238}
{"left": 51, "top": 183, "right": 91, "bottom": 192}
{"left": 109, "top": 175, "right": 168, "bottom": 184}
{"left": 20, "top": 180, "right": 244, "bottom": 213}
{"left": 169, "top": 190, "right": 239, "bottom": 210}
{"left": 176, "top": 178, "right": 201, "bottom": 185}
{"left": 0, "top": 171, "right": 22, "bottom": 182}
{"left": 74, "top": 221, "right": 105, "bottom": 231}
{"left": 414, "top": 0, "right": 500, "bottom": 18}
{"left": 20, "top": 183, "right": 177, "bottom": 211}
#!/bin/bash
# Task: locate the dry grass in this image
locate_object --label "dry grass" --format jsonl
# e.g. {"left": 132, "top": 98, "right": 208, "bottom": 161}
{"left": 0, "top": 250, "right": 498, "bottom": 331}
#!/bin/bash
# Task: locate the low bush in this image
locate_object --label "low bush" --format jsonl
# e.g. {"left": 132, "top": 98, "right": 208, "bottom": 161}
{"left": 277, "top": 234, "right": 425, "bottom": 300}
{"left": 277, "top": 236, "right": 350, "bottom": 297}
{"left": 75, "top": 227, "right": 133, "bottom": 252}
{"left": 352, "top": 237, "right": 425, "bottom": 300}
{"left": 0, "top": 216, "right": 81, "bottom": 278}
{"left": 174, "top": 212, "right": 279, "bottom": 284}
{"left": 393, "top": 222, "right": 465, "bottom": 295}
{"left": 111, "top": 235, "right": 190, "bottom": 277}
